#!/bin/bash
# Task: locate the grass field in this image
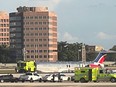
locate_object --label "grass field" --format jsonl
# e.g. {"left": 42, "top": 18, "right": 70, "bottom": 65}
{"left": 0, "top": 69, "right": 16, "bottom": 74}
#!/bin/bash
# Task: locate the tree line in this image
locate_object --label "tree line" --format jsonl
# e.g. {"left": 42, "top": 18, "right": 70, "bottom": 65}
{"left": 0, "top": 42, "right": 116, "bottom": 63}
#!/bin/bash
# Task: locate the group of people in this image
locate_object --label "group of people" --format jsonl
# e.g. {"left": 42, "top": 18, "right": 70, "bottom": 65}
{"left": 52, "top": 73, "right": 61, "bottom": 82}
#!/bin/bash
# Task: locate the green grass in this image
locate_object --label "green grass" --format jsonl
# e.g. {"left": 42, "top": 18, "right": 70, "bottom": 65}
{"left": 0, "top": 69, "right": 16, "bottom": 74}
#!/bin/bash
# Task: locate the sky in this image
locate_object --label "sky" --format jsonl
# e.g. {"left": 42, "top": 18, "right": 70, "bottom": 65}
{"left": 0, "top": 0, "right": 116, "bottom": 50}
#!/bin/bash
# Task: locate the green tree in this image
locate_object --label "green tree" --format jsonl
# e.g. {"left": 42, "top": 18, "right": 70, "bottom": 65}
{"left": 58, "top": 41, "right": 83, "bottom": 61}
{"left": 0, "top": 45, "right": 13, "bottom": 63}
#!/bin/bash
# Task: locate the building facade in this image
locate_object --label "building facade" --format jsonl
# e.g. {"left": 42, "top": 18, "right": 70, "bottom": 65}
{"left": 0, "top": 11, "right": 9, "bottom": 45}
{"left": 10, "top": 6, "right": 57, "bottom": 62}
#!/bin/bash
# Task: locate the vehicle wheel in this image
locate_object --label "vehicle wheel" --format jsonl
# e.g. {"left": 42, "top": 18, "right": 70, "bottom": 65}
{"left": 43, "top": 80, "right": 47, "bottom": 82}
{"left": 39, "top": 78, "right": 42, "bottom": 82}
{"left": 0, "top": 79, "right": 4, "bottom": 83}
{"left": 15, "top": 79, "right": 18, "bottom": 83}
{"left": 30, "top": 78, "right": 34, "bottom": 82}
{"left": 22, "top": 80, "right": 25, "bottom": 83}
{"left": 80, "top": 78, "right": 86, "bottom": 83}
{"left": 110, "top": 78, "right": 116, "bottom": 83}
{"left": 68, "top": 77, "right": 70, "bottom": 81}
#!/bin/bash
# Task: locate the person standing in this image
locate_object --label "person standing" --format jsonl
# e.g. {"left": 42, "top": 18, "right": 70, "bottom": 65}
{"left": 52, "top": 74, "right": 55, "bottom": 82}
{"left": 58, "top": 72, "right": 61, "bottom": 82}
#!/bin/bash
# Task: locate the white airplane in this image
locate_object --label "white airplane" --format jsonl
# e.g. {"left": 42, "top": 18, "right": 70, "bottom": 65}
{"left": 36, "top": 50, "right": 115, "bottom": 73}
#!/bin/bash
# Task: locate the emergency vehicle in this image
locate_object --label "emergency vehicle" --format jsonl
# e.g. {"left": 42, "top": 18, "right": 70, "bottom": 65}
{"left": 15, "top": 60, "right": 36, "bottom": 73}
{"left": 74, "top": 67, "right": 116, "bottom": 83}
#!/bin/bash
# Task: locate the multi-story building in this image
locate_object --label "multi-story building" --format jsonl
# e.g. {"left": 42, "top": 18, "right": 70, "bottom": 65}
{"left": 0, "top": 11, "right": 9, "bottom": 45}
{"left": 9, "top": 6, "right": 57, "bottom": 62}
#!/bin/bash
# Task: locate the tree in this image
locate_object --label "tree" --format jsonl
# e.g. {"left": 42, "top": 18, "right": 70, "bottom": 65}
{"left": 58, "top": 41, "right": 83, "bottom": 61}
{"left": 0, "top": 45, "right": 15, "bottom": 63}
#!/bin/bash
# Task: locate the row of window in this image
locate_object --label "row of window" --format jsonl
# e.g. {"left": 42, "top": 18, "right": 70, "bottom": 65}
{"left": 24, "top": 16, "right": 51, "bottom": 20}
{"left": 25, "top": 50, "right": 49, "bottom": 53}
{"left": 0, "top": 24, "right": 9, "bottom": 27}
{"left": 0, "top": 33, "right": 9, "bottom": 36}
{"left": 0, "top": 38, "right": 9, "bottom": 41}
{"left": 10, "top": 22, "right": 21, "bottom": 26}
{"left": 0, "top": 28, "right": 9, "bottom": 32}
{"left": 10, "top": 27, "right": 54, "bottom": 32}
{"left": 24, "top": 21, "right": 49, "bottom": 25}
{"left": 10, "top": 15, "right": 55, "bottom": 21}
{"left": 0, "top": 19, "right": 9, "bottom": 22}
{"left": 24, "top": 33, "right": 50, "bottom": 36}
{"left": 10, "top": 38, "right": 53, "bottom": 43}
{"left": 25, "top": 44, "right": 53, "bottom": 48}
{"left": 11, "top": 44, "right": 55, "bottom": 48}
{"left": 26, "top": 55, "right": 53, "bottom": 59}
{"left": 10, "top": 28, "right": 21, "bottom": 32}
{"left": 25, "top": 38, "right": 48, "bottom": 42}
{"left": 24, "top": 27, "right": 50, "bottom": 31}
{"left": 0, "top": 42, "right": 9, "bottom": 45}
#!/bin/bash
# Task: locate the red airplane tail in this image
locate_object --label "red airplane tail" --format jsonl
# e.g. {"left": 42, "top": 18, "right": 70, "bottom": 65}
{"left": 89, "top": 50, "right": 107, "bottom": 68}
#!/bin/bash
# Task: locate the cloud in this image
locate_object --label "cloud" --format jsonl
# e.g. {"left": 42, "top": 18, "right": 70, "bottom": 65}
{"left": 97, "top": 32, "right": 116, "bottom": 40}
{"left": 60, "top": 32, "right": 79, "bottom": 42}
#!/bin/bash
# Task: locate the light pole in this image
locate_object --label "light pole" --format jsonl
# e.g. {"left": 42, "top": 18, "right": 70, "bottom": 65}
{"left": 78, "top": 49, "right": 81, "bottom": 61}
{"left": 23, "top": 48, "right": 27, "bottom": 61}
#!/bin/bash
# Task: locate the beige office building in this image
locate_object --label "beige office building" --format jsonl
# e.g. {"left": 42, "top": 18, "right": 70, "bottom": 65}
{"left": 0, "top": 11, "right": 9, "bottom": 45}
{"left": 10, "top": 6, "right": 57, "bottom": 62}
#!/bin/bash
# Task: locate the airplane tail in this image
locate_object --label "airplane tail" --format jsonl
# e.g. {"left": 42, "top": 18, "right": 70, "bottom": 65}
{"left": 93, "top": 50, "right": 107, "bottom": 64}
{"left": 89, "top": 50, "right": 107, "bottom": 68}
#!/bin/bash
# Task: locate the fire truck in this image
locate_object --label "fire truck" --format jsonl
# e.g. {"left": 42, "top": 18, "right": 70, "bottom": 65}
{"left": 74, "top": 67, "right": 116, "bottom": 83}
{"left": 15, "top": 61, "right": 36, "bottom": 73}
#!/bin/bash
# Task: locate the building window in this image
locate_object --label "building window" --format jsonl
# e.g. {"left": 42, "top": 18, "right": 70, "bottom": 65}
{"left": 31, "top": 55, "right": 34, "bottom": 58}
{"left": 39, "top": 39, "right": 42, "bottom": 41}
{"left": 44, "top": 55, "right": 47, "bottom": 58}
{"left": 31, "top": 50, "right": 34, "bottom": 53}
{"left": 39, "top": 27, "right": 42, "bottom": 30}
{"left": 35, "top": 22, "right": 38, "bottom": 24}
{"left": 35, "top": 33, "right": 38, "bottom": 36}
{"left": 39, "top": 55, "right": 42, "bottom": 58}
{"left": 39, "top": 50, "right": 42, "bottom": 53}
{"left": 30, "top": 28, "right": 33, "bottom": 30}
{"left": 30, "top": 16, "right": 33, "bottom": 19}
{"left": 35, "top": 39, "right": 38, "bottom": 41}
{"left": 27, "top": 55, "right": 30, "bottom": 58}
{"left": 43, "top": 16, "right": 47, "bottom": 19}
{"left": 43, "top": 22, "right": 46, "bottom": 25}
{"left": 43, "top": 27, "right": 46, "bottom": 30}
{"left": 39, "top": 33, "right": 42, "bottom": 36}
{"left": 35, "top": 16, "right": 38, "bottom": 19}
{"left": 43, "top": 39, "right": 47, "bottom": 41}
{"left": 39, "top": 16, "right": 42, "bottom": 19}
{"left": 44, "top": 44, "right": 47, "bottom": 47}
{"left": 44, "top": 50, "right": 47, "bottom": 53}
{"left": 43, "top": 33, "right": 47, "bottom": 36}
{"left": 35, "top": 28, "right": 38, "bottom": 30}
{"left": 39, "top": 22, "right": 42, "bottom": 25}
{"left": 26, "top": 39, "right": 29, "bottom": 41}
{"left": 31, "top": 44, "right": 34, "bottom": 47}
{"left": 31, "top": 33, "right": 34, "bottom": 36}
{"left": 39, "top": 44, "right": 42, "bottom": 47}
{"left": 30, "top": 22, "right": 33, "bottom": 25}
{"left": 35, "top": 55, "right": 38, "bottom": 58}
{"left": 26, "top": 44, "right": 29, "bottom": 47}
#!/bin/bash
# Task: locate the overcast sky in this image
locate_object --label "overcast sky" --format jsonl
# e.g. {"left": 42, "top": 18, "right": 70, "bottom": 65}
{"left": 0, "top": 0, "right": 116, "bottom": 50}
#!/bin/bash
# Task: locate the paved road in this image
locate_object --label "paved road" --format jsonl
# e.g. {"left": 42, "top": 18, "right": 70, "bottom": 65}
{"left": 0, "top": 82, "right": 116, "bottom": 87}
